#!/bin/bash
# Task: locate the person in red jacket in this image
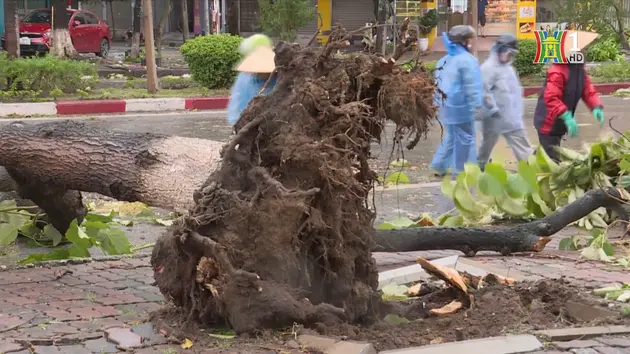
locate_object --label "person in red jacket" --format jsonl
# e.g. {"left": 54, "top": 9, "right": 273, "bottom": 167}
{"left": 533, "top": 32, "right": 604, "bottom": 161}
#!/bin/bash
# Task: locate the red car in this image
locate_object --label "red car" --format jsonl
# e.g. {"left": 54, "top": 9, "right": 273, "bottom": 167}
{"left": 1, "top": 8, "right": 111, "bottom": 57}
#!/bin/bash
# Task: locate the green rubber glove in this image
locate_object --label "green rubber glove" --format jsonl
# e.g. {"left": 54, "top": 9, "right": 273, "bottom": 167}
{"left": 592, "top": 107, "right": 604, "bottom": 127}
{"left": 559, "top": 111, "right": 579, "bottom": 138}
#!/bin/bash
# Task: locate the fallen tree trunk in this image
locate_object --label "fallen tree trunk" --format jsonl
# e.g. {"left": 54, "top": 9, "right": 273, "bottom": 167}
{"left": 373, "top": 188, "right": 628, "bottom": 256}
{"left": 0, "top": 120, "right": 222, "bottom": 213}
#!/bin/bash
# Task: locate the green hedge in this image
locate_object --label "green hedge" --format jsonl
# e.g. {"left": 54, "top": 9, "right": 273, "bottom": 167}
{"left": 585, "top": 37, "right": 622, "bottom": 62}
{"left": 180, "top": 34, "right": 243, "bottom": 89}
{"left": 514, "top": 39, "right": 544, "bottom": 78}
{"left": 0, "top": 53, "right": 96, "bottom": 98}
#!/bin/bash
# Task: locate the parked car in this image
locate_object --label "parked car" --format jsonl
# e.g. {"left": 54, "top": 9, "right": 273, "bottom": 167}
{"left": 1, "top": 8, "right": 111, "bottom": 57}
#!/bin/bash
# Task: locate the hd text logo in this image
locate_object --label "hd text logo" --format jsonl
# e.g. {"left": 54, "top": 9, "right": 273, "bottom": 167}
{"left": 533, "top": 30, "right": 585, "bottom": 64}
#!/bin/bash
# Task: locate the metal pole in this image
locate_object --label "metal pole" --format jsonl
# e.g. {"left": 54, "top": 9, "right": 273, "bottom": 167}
{"left": 143, "top": 0, "right": 159, "bottom": 93}
{"left": 471, "top": 0, "right": 478, "bottom": 57}
{"left": 221, "top": 0, "right": 226, "bottom": 32}
{"left": 392, "top": 0, "right": 396, "bottom": 53}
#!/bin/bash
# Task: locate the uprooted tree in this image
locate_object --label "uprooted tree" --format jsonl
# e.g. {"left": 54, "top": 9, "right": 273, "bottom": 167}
{"left": 0, "top": 24, "right": 627, "bottom": 332}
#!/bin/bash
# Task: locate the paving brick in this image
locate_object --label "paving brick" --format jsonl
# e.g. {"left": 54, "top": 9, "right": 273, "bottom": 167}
{"left": 554, "top": 340, "right": 601, "bottom": 349}
{"left": 92, "top": 306, "right": 121, "bottom": 317}
{"left": 54, "top": 345, "right": 92, "bottom": 354}
{"left": 594, "top": 346, "right": 627, "bottom": 354}
{"left": 33, "top": 346, "right": 61, "bottom": 354}
{"left": 105, "top": 327, "right": 143, "bottom": 349}
{"left": 67, "top": 307, "right": 103, "bottom": 319}
{"left": 0, "top": 340, "right": 24, "bottom": 353}
{"left": 44, "top": 309, "right": 78, "bottom": 321}
{"left": 5, "top": 296, "right": 37, "bottom": 305}
{"left": 537, "top": 327, "right": 630, "bottom": 341}
{"left": 378, "top": 335, "right": 542, "bottom": 354}
{"left": 570, "top": 349, "right": 600, "bottom": 354}
{"left": 597, "top": 338, "right": 630, "bottom": 348}
{"left": 83, "top": 338, "right": 118, "bottom": 353}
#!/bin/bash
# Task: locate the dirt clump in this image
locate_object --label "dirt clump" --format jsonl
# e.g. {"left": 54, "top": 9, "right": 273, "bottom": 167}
{"left": 325, "top": 279, "right": 629, "bottom": 351}
{"left": 151, "top": 23, "right": 439, "bottom": 333}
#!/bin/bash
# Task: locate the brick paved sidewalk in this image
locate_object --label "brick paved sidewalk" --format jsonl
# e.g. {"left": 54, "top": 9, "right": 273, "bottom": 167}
{"left": 1, "top": 243, "right": 630, "bottom": 354}
{"left": 0, "top": 257, "right": 181, "bottom": 354}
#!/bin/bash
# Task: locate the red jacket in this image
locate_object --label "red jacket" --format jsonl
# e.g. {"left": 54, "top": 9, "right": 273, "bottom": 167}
{"left": 534, "top": 64, "right": 602, "bottom": 135}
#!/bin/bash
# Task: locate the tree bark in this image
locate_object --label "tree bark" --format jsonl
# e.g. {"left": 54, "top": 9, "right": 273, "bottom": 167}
{"left": 4, "top": 0, "right": 20, "bottom": 59}
{"left": 51, "top": 0, "right": 79, "bottom": 58}
{"left": 131, "top": 0, "right": 143, "bottom": 59}
{"left": 181, "top": 0, "right": 190, "bottom": 42}
{"left": 0, "top": 121, "right": 222, "bottom": 213}
{"left": 374, "top": 188, "right": 628, "bottom": 256}
{"left": 155, "top": 0, "right": 172, "bottom": 59}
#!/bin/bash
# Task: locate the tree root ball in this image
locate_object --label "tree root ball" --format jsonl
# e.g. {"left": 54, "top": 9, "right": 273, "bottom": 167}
{"left": 151, "top": 29, "right": 439, "bottom": 333}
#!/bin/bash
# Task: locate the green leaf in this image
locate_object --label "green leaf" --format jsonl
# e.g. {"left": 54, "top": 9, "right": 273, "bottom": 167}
{"left": 518, "top": 160, "right": 539, "bottom": 192}
{"left": 484, "top": 163, "right": 508, "bottom": 185}
{"left": 0, "top": 210, "right": 30, "bottom": 229}
{"left": 17, "top": 249, "right": 71, "bottom": 264}
{"left": 209, "top": 333, "right": 236, "bottom": 340}
{"left": 381, "top": 283, "right": 409, "bottom": 300}
{"left": 495, "top": 195, "right": 529, "bottom": 217}
{"left": 153, "top": 218, "right": 173, "bottom": 227}
{"left": 376, "top": 222, "right": 396, "bottom": 230}
{"left": 526, "top": 195, "right": 545, "bottom": 218}
{"left": 0, "top": 200, "right": 17, "bottom": 209}
{"left": 96, "top": 227, "right": 132, "bottom": 255}
{"left": 441, "top": 176, "right": 455, "bottom": 199}
{"left": 65, "top": 219, "right": 94, "bottom": 249}
{"left": 464, "top": 163, "right": 482, "bottom": 186}
{"left": 385, "top": 172, "right": 411, "bottom": 185}
{"left": 0, "top": 224, "right": 19, "bottom": 246}
{"left": 535, "top": 146, "right": 559, "bottom": 173}
{"left": 384, "top": 314, "right": 411, "bottom": 325}
{"left": 477, "top": 173, "right": 504, "bottom": 196}
{"left": 441, "top": 215, "right": 464, "bottom": 227}
{"left": 603, "top": 242, "right": 616, "bottom": 257}
{"left": 505, "top": 174, "right": 529, "bottom": 199}
{"left": 387, "top": 217, "right": 418, "bottom": 229}
{"left": 620, "top": 159, "right": 630, "bottom": 174}
{"left": 389, "top": 159, "right": 409, "bottom": 168}
{"left": 453, "top": 174, "right": 477, "bottom": 213}
{"left": 85, "top": 210, "right": 116, "bottom": 223}
{"left": 43, "top": 225, "right": 64, "bottom": 247}
{"left": 68, "top": 244, "right": 91, "bottom": 258}
{"left": 559, "top": 237, "right": 577, "bottom": 251}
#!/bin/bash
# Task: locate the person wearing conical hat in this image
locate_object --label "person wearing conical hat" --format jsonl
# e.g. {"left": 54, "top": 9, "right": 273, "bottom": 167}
{"left": 226, "top": 34, "right": 277, "bottom": 126}
{"left": 533, "top": 31, "right": 603, "bottom": 161}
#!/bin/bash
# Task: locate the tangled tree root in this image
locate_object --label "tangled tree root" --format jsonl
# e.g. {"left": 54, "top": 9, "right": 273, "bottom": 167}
{"left": 151, "top": 24, "right": 440, "bottom": 333}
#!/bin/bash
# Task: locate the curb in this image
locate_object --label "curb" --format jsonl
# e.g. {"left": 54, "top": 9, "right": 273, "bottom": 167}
{"left": 0, "top": 97, "right": 230, "bottom": 117}
{"left": 523, "top": 82, "right": 630, "bottom": 97}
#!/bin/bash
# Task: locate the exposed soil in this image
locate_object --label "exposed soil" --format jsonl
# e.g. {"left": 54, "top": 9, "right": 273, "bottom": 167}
{"left": 150, "top": 279, "right": 630, "bottom": 352}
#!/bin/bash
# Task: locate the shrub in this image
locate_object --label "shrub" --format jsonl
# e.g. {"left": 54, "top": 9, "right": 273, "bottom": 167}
{"left": 514, "top": 39, "right": 544, "bottom": 77}
{"left": 588, "top": 61, "right": 630, "bottom": 82}
{"left": 0, "top": 53, "right": 97, "bottom": 96}
{"left": 585, "top": 37, "right": 622, "bottom": 62}
{"left": 180, "top": 34, "right": 243, "bottom": 89}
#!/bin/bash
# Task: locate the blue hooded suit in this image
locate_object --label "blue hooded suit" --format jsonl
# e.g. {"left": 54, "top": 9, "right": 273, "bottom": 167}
{"left": 429, "top": 34, "right": 483, "bottom": 176}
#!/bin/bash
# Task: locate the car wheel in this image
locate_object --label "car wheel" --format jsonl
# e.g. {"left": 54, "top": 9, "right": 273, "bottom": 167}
{"left": 97, "top": 38, "right": 109, "bottom": 58}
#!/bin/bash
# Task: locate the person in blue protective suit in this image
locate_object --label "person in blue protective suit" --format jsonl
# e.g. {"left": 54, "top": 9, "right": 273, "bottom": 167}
{"left": 227, "top": 34, "right": 277, "bottom": 126}
{"left": 429, "top": 25, "right": 483, "bottom": 177}
{"left": 477, "top": 33, "right": 532, "bottom": 171}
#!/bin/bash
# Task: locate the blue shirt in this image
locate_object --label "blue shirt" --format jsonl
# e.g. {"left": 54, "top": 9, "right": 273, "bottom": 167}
{"left": 478, "top": 0, "right": 488, "bottom": 15}
{"left": 226, "top": 72, "right": 277, "bottom": 126}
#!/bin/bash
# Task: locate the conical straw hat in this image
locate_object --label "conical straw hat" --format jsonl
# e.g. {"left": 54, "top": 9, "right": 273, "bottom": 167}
{"left": 562, "top": 31, "right": 599, "bottom": 57}
{"left": 235, "top": 46, "right": 276, "bottom": 73}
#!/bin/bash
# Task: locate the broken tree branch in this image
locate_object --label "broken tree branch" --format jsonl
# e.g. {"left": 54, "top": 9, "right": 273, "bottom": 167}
{"left": 373, "top": 188, "right": 628, "bottom": 256}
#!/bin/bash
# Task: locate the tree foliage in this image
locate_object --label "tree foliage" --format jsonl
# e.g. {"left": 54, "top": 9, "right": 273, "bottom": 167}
{"left": 257, "top": 0, "right": 316, "bottom": 42}
{"left": 553, "top": 0, "right": 630, "bottom": 51}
